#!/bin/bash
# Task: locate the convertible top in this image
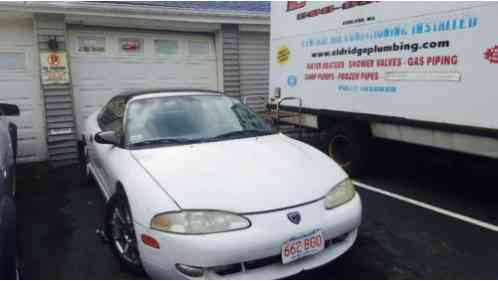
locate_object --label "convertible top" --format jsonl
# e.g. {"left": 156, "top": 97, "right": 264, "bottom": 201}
{"left": 117, "top": 88, "right": 222, "bottom": 102}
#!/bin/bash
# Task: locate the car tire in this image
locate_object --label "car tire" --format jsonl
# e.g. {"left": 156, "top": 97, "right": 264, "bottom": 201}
{"left": 0, "top": 196, "right": 17, "bottom": 280}
{"left": 105, "top": 190, "right": 143, "bottom": 274}
{"left": 15, "top": 256, "right": 21, "bottom": 280}
{"left": 326, "top": 123, "right": 370, "bottom": 177}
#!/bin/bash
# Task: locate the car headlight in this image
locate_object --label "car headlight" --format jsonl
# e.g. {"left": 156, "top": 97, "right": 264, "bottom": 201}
{"left": 151, "top": 210, "right": 251, "bottom": 234}
{"left": 324, "top": 178, "right": 356, "bottom": 209}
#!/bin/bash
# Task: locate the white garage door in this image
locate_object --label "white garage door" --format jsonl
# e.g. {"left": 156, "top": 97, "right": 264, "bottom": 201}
{"left": 0, "top": 14, "right": 46, "bottom": 162}
{"left": 239, "top": 32, "right": 270, "bottom": 113}
{"left": 68, "top": 27, "right": 218, "bottom": 135}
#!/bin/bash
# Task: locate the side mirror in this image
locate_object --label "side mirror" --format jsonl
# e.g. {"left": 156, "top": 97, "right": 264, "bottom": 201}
{"left": 94, "top": 131, "right": 120, "bottom": 146}
{"left": 0, "top": 103, "right": 20, "bottom": 116}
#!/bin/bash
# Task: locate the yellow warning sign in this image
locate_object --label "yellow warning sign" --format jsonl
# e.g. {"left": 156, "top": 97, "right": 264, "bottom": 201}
{"left": 277, "top": 45, "right": 290, "bottom": 65}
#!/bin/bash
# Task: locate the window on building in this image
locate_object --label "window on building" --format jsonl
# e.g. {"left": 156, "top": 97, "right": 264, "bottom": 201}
{"left": 78, "top": 36, "right": 106, "bottom": 54}
{"left": 188, "top": 39, "right": 210, "bottom": 56}
{"left": 0, "top": 52, "right": 25, "bottom": 70}
{"left": 154, "top": 39, "right": 178, "bottom": 56}
{"left": 119, "top": 38, "right": 144, "bottom": 56}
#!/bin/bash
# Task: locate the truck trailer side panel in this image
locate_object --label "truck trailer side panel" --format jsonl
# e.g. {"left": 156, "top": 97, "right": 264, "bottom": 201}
{"left": 270, "top": 2, "right": 498, "bottom": 132}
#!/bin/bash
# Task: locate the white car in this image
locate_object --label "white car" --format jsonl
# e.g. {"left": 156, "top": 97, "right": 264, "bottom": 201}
{"left": 82, "top": 89, "right": 362, "bottom": 279}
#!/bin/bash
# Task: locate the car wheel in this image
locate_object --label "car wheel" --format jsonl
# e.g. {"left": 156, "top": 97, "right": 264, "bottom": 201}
{"left": 105, "top": 190, "right": 143, "bottom": 274}
{"left": 327, "top": 123, "right": 370, "bottom": 176}
{"left": 15, "top": 255, "right": 21, "bottom": 280}
{"left": 0, "top": 196, "right": 17, "bottom": 279}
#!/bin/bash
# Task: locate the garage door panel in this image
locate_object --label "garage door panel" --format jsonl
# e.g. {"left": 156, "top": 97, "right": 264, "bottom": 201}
{"left": 79, "top": 107, "right": 99, "bottom": 126}
{"left": 0, "top": 93, "right": 34, "bottom": 105}
{"left": 16, "top": 140, "right": 39, "bottom": 162}
{"left": 9, "top": 109, "right": 40, "bottom": 162}
{"left": 0, "top": 44, "right": 45, "bottom": 163}
{"left": 72, "top": 64, "right": 147, "bottom": 82}
{"left": 69, "top": 28, "right": 218, "bottom": 135}
{"left": 0, "top": 75, "right": 36, "bottom": 83}
{"left": 72, "top": 86, "right": 115, "bottom": 129}
{"left": 71, "top": 57, "right": 116, "bottom": 65}
{"left": 118, "top": 85, "right": 148, "bottom": 94}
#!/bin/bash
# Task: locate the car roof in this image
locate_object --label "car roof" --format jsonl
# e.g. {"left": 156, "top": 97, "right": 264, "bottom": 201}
{"left": 117, "top": 88, "right": 223, "bottom": 102}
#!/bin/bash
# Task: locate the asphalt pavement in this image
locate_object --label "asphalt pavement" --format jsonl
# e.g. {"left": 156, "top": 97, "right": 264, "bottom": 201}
{"left": 16, "top": 139, "right": 498, "bottom": 279}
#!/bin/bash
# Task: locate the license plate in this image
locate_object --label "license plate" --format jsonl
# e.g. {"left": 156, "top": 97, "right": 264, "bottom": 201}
{"left": 281, "top": 230, "right": 324, "bottom": 264}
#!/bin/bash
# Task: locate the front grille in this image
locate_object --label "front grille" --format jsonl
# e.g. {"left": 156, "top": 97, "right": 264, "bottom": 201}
{"left": 244, "top": 255, "right": 281, "bottom": 270}
{"left": 211, "top": 232, "right": 351, "bottom": 276}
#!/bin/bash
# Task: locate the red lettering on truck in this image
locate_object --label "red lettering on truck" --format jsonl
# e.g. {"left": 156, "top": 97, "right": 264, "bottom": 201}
{"left": 426, "top": 55, "right": 458, "bottom": 65}
{"left": 287, "top": 1, "right": 306, "bottom": 12}
{"left": 484, "top": 46, "right": 498, "bottom": 64}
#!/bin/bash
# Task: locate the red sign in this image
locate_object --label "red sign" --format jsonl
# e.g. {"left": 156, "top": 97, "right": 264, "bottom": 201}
{"left": 48, "top": 53, "right": 61, "bottom": 66}
{"left": 122, "top": 40, "right": 139, "bottom": 51}
{"left": 484, "top": 46, "right": 498, "bottom": 64}
{"left": 287, "top": 1, "right": 306, "bottom": 11}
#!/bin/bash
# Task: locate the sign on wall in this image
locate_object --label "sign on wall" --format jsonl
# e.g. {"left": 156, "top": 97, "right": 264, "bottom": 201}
{"left": 40, "top": 51, "right": 70, "bottom": 85}
{"left": 119, "top": 38, "right": 144, "bottom": 55}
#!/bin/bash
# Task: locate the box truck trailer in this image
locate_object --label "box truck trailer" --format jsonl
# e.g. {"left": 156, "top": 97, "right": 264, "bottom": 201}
{"left": 269, "top": 1, "right": 498, "bottom": 175}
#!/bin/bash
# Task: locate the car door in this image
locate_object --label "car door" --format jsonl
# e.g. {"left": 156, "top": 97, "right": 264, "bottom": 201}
{"left": 93, "top": 97, "right": 126, "bottom": 197}
{"left": 0, "top": 119, "right": 12, "bottom": 194}
{"left": 0, "top": 119, "right": 16, "bottom": 279}
{"left": 0, "top": 191, "right": 16, "bottom": 279}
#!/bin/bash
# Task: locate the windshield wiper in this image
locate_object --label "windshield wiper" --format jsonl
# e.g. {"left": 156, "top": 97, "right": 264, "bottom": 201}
{"left": 208, "top": 129, "right": 272, "bottom": 140}
{"left": 127, "top": 138, "right": 199, "bottom": 147}
{"left": 127, "top": 130, "right": 272, "bottom": 147}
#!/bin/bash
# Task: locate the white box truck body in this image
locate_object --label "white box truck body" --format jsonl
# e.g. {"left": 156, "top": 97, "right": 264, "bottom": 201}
{"left": 269, "top": 1, "right": 498, "bottom": 174}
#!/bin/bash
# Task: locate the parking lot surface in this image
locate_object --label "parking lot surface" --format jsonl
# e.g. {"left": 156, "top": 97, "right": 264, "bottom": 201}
{"left": 17, "top": 139, "right": 498, "bottom": 279}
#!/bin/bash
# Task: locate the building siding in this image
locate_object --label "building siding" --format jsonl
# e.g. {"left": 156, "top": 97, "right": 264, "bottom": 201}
{"left": 35, "top": 14, "right": 80, "bottom": 167}
{"left": 222, "top": 24, "right": 241, "bottom": 98}
{"left": 239, "top": 31, "right": 270, "bottom": 112}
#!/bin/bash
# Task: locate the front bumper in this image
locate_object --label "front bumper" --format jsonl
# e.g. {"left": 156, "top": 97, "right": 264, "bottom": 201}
{"left": 136, "top": 194, "right": 362, "bottom": 279}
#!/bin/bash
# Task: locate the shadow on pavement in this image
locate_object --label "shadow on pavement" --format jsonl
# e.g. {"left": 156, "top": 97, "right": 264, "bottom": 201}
{"left": 16, "top": 163, "right": 146, "bottom": 279}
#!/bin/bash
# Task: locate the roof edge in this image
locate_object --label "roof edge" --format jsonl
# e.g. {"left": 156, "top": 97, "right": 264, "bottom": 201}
{"left": 0, "top": 1, "right": 270, "bottom": 25}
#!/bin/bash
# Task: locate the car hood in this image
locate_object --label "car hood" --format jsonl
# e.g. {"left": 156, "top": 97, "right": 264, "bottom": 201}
{"left": 130, "top": 134, "right": 347, "bottom": 213}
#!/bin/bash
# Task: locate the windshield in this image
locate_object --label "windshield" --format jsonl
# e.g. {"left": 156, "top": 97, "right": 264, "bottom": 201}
{"left": 124, "top": 95, "right": 273, "bottom": 146}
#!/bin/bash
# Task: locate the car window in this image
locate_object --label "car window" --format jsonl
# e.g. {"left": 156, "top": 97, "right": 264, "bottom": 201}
{"left": 124, "top": 95, "right": 272, "bottom": 145}
{"left": 98, "top": 97, "right": 126, "bottom": 133}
